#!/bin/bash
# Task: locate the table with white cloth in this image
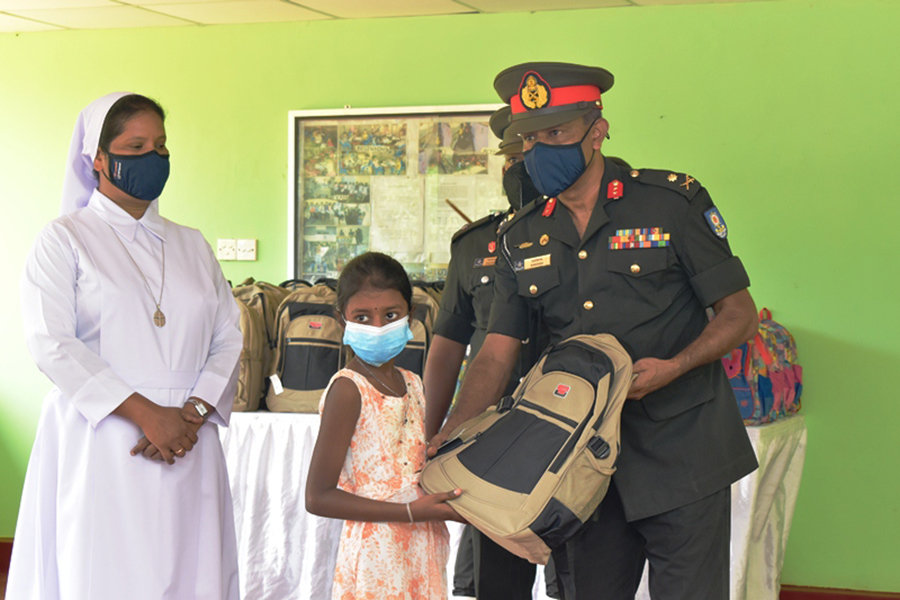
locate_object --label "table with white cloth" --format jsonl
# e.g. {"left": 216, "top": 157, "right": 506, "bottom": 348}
{"left": 221, "top": 412, "right": 806, "bottom": 600}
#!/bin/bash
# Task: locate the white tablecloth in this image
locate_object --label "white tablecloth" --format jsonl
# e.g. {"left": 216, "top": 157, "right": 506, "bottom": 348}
{"left": 221, "top": 413, "right": 806, "bottom": 600}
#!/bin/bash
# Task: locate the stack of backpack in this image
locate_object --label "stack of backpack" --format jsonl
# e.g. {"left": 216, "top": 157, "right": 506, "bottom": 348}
{"left": 722, "top": 308, "right": 803, "bottom": 425}
{"left": 232, "top": 277, "right": 444, "bottom": 413}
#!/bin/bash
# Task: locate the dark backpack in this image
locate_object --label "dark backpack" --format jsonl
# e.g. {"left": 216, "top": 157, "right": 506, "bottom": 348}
{"left": 266, "top": 283, "right": 348, "bottom": 413}
{"left": 421, "top": 334, "right": 633, "bottom": 564}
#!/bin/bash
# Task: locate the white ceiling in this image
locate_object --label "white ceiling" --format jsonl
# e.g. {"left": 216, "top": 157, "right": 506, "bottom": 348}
{"left": 0, "top": 0, "right": 766, "bottom": 33}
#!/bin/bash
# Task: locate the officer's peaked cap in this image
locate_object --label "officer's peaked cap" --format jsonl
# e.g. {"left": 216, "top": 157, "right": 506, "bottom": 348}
{"left": 494, "top": 62, "right": 614, "bottom": 136}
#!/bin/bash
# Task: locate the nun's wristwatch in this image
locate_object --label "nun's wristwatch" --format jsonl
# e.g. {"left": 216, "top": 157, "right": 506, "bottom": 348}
{"left": 187, "top": 398, "right": 209, "bottom": 421}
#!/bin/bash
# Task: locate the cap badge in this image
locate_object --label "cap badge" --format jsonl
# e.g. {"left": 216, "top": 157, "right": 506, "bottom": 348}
{"left": 608, "top": 180, "right": 623, "bottom": 200}
{"left": 519, "top": 71, "right": 551, "bottom": 111}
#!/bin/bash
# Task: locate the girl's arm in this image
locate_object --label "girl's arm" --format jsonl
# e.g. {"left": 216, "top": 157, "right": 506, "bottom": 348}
{"left": 306, "top": 376, "right": 462, "bottom": 523}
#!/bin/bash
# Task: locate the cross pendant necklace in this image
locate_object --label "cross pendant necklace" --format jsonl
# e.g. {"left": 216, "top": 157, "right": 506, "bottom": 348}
{"left": 107, "top": 223, "right": 166, "bottom": 327}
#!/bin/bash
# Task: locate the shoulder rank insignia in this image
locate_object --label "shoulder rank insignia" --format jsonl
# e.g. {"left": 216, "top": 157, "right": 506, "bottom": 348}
{"left": 704, "top": 207, "right": 727, "bottom": 239}
{"left": 519, "top": 71, "right": 551, "bottom": 110}
{"left": 635, "top": 169, "right": 702, "bottom": 201}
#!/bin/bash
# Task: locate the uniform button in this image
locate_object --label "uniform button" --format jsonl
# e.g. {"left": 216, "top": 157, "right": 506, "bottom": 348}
{"left": 578, "top": 250, "right": 588, "bottom": 259}
{"left": 529, "top": 284, "right": 538, "bottom": 295}
{"left": 631, "top": 263, "right": 641, "bottom": 274}
{"left": 630, "top": 170, "right": 640, "bottom": 178}
{"left": 481, "top": 275, "right": 489, "bottom": 284}
{"left": 583, "top": 300, "right": 594, "bottom": 310}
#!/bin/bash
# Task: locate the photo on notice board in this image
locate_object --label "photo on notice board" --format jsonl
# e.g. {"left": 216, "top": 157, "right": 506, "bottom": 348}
{"left": 418, "top": 121, "right": 491, "bottom": 175}
{"left": 304, "top": 176, "right": 371, "bottom": 204}
{"left": 339, "top": 123, "right": 407, "bottom": 176}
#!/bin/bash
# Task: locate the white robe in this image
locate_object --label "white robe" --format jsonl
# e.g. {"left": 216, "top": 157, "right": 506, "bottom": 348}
{"left": 8, "top": 189, "right": 242, "bottom": 600}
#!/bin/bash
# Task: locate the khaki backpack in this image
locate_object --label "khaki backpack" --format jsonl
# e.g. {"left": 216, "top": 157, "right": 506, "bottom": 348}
{"left": 420, "top": 333, "right": 633, "bottom": 565}
{"left": 232, "top": 280, "right": 292, "bottom": 412}
{"left": 393, "top": 285, "right": 440, "bottom": 377}
{"left": 266, "top": 283, "right": 347, "bottom": 413}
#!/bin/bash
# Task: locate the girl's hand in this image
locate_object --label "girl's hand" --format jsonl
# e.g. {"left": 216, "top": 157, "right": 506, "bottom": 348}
{"left": 409, "top": 489, "right": 467, "bottom": 523}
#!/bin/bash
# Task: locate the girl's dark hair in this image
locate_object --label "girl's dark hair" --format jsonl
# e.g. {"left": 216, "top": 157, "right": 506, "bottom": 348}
{"left": 336, "top": 252, "right": 413, "bottom": 314}
{"left": 97, "top": 94, "right": 166, "bottom": 155}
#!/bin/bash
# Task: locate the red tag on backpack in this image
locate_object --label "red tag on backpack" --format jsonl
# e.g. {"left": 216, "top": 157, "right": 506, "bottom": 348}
{"left": 554, "top": 384, "right": 570, "bottom": 398}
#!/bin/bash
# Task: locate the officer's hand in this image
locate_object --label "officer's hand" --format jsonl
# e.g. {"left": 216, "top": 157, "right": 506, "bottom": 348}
{"left": 628, "top": 357, "right": 681, "bottom": 400}
{"left": 426, "top": 430, "right": 450, "bottom": 459}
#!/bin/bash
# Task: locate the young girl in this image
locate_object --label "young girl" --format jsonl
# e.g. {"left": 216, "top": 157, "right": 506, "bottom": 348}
{"left": 305, "top": 252, "right": 462, "bottom": 600}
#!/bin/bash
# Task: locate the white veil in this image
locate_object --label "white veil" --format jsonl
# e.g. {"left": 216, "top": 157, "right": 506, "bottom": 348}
{"left": 59, "top": 92, "right": 132, "bottom": 216}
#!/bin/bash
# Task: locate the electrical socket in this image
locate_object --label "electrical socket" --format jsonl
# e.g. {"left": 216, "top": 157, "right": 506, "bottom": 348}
{"left": 216, "top": 238, "right": 236, "bottom": 261}
{"left": 236, "top": 239, "right": 257, "bottom": 261}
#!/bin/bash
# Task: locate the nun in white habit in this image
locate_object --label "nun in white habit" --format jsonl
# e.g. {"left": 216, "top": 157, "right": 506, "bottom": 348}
{"left": 7, "top": 92, "right": 242, "bottom": 599}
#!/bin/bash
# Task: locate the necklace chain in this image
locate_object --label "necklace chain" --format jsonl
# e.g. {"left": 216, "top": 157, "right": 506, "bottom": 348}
{"left": 107, "top": 223, "right": 166, "bottom": 327}
{"left": 356, "top": 359, "right": 404, "bottom": 396}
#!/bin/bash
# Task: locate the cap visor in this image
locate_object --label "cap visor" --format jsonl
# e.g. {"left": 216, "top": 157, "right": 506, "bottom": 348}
{"left": 506, "top": 107, "right": 593, "bottom": 136}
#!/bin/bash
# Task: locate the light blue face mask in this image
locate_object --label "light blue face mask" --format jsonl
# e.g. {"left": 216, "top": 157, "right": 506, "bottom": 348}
{"left": 342, "top": 315, "right": 413, "bottom": 367}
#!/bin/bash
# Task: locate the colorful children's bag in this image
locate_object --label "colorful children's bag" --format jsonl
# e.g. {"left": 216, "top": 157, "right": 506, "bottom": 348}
{"left": 722, "top": 308, "right": 803, "bottom": 425}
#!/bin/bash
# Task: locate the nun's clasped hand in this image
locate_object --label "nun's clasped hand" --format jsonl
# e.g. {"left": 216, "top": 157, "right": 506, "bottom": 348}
{"left": 130, "top": 403, "right": 203, "bottom": 465}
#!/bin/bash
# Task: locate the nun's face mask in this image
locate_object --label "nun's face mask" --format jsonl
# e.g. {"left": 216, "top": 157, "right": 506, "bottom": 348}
{"left": 99, "top": 111, "right": 170, "bottom": 201}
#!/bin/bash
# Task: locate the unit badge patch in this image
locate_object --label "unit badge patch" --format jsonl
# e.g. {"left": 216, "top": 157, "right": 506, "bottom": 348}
{"left": 519, "top": 71, "right": 551, "bottom": 110}
{"left": 704, "top": 208, "right": 728, "bottom": 239}
{"left": 554, "top": 384, "right": 571, "bottom": 398}
{"left": 488, "top": 241, "right": 496, "bottom": 254}
{"left": 608, "top": 228, "right": 670, "bottom": 250}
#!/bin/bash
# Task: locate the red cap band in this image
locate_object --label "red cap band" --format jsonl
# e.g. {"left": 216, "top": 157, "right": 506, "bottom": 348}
{"left": 512, "top": 84, "right": 602, "bottom": 115}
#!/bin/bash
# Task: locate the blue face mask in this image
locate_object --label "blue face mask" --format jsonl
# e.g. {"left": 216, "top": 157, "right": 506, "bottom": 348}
{"left": 342, "top": 315, "right": 413, "bottom": 367}
{"left": 523, "top": 123, "right": 595, "bottom": 198}
{"left": 107, "top": 150, "right": 170, "bottom": 201}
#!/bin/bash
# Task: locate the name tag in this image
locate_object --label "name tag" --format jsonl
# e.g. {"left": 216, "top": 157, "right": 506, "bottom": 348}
{"left": 523, "top": 254, "right": 551, "bottom": 270}
{"left": 473, "top": 256, "right": 498, "bottom": 268}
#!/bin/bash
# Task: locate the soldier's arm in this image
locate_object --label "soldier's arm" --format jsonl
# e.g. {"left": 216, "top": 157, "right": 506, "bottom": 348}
{"left": 628, "top": 289, "right": 757, "bottom": 400}
{"left": 428, "top": 332, "right": 521, "bottom": 455}
{"left": 423, "top": 335, "right": 468, "bottom": 439}
{"left": 627, "top": 178, "right": 756, "bottom": 400}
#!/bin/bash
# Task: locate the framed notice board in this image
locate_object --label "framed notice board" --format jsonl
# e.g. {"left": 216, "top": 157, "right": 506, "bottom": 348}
{"left": 288, "top": 104, "right": 506, "bottom": 281}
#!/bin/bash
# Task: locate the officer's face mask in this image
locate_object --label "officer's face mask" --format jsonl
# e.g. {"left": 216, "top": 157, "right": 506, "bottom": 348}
{"left": 105, "top": 150, "right": 170, "bottom": 201}
{"left": 523, "top": 121, "right": 596, "bottom": 198}
{"left": 502, "top": 161, "right": 542, "bottom": 211}
{"left": 342, "top": 315, "right": 413, "bottom": 367}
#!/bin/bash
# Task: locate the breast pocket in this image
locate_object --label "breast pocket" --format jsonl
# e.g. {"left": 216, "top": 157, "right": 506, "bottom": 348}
{"left": 516, "top": 265, "right": 560, "bottom": 300}
{"left": 607, "top": 248, "right": 669, "bottom": 279}
{"left": 469, "top": 270, "right": 495, "bottom": 330}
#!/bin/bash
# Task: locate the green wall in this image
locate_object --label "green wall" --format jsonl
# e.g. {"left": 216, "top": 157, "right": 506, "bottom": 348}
{"left": 1, "top": 0, "right": 898, "bottom": 592}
